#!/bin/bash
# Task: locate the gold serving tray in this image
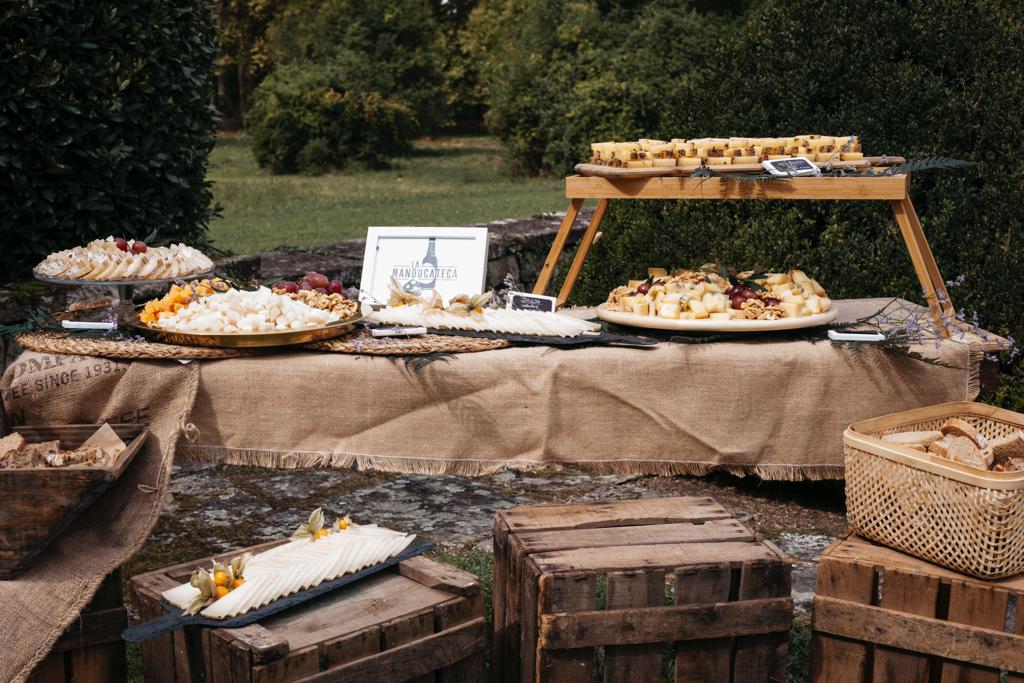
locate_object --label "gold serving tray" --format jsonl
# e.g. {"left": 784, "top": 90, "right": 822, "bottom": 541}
{"left": 124, "top": 310, "right": 362, "bottom": 348}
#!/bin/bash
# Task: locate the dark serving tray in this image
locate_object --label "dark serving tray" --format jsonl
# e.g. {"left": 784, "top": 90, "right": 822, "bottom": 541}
{"left": 122, "top": 537, "right": 434, "bottom": 642}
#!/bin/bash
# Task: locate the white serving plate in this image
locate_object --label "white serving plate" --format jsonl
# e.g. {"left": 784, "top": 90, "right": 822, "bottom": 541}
{"left": 596, "top": 303, "right": 838, "bottom": 333}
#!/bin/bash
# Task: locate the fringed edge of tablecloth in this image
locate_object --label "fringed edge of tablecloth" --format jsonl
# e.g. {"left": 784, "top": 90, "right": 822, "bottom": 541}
{"left": 178, "top": 445, "right": 844, "bottom": 481}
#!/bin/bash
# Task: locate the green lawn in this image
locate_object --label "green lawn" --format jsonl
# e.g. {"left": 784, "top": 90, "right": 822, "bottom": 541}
{"left": 207, "top": 135, "right": 568, "bottom": 255}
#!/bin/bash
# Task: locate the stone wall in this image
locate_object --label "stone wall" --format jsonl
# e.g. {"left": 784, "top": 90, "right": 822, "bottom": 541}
{"left": 216, "top": 210, "right": 589, "bottom": 290}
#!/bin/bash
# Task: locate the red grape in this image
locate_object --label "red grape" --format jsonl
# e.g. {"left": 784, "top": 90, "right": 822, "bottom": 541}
{"left": 637, "top": 282, "right": 651, "bottom": 294}
{"left": 277, "top": 280, "right": 299, "bottom": 294}
{"left": 304, "top": 271, "right": 329, "bottom": 289}
{"left": 131, "top": 241, "right": 147, "bottom": 254}
{"left": 327, "top": 279, "right": 344, "bottom": 295}
{"left": 313, "top": 287, "right": 329, "bottom": 294}
{"left": 114, "top": 237, "right": 129, "bottom": 252}
{"left": 764, "top": 297, "right": 781, "bottom": 306}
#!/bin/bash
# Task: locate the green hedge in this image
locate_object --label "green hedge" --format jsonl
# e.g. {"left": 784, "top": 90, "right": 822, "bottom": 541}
{"left": 247, "top": 65, "right": 416, "bottom": 174}
{"left": 569, "top": 0, "right": 1023, "bottom": 405}
{"left": 465, "top": 0, "right": 728, "bottom": 175}
{"left": 0, "top": 0, "right": 219, "bottom": 282}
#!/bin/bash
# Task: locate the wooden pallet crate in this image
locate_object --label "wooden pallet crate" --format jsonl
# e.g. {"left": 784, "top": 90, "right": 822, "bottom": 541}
{"left": 28, "top": 568, "right": 128, "bottom": 682}
{"left": 812, "top": 534, "right": 1024, "bottom": 682}
{"left": 130, "top": 542, "right": 485, "bottom": 683}
{"left": 493, "top": 496, "right": 793, "bottom": 683}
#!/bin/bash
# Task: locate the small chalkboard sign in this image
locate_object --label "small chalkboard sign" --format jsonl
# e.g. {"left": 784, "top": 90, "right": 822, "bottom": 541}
{"left": 761, "top": 156, "right": 821, "bottom": 177}
{"left": 507, "top": 292, "right": 557, "bottom": 313}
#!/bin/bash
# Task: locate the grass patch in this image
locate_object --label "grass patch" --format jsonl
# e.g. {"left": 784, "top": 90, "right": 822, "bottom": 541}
{"left": 207, "top": 135, "right": 567, "bottom": 255}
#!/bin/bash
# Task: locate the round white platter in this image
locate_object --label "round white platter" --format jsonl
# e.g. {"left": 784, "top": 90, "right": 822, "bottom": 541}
{"left": 596, "top": 303, "right": 839, "bottom": 333}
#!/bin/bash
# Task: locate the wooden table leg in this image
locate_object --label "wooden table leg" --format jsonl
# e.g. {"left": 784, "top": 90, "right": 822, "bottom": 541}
{"left": 533, "top": 198, "right": 584, "bottom": 296}
{"left": 555, "top": 198, "right": 609, "bottom": 307}
{"left": 900, "top": 197, "right": 955, "bottom": 318}
{"left": 890, "top": 198, "right": 952, "bottom": 334}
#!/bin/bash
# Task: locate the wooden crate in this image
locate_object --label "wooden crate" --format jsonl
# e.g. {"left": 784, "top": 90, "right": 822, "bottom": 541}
{"left": 0, "top": 423, "right": 149, "bottom": 578}
{"left": 28, "top": 568, "right": 128, "bottom": 682}
{"left": 493, "top": 496, "right": 793, "bottom": 683}
{"left": 811, "top": 534, "right": 1024, "bottom": 682}
{"left": 130, "top": 543, "right": 485, "bottom": 683}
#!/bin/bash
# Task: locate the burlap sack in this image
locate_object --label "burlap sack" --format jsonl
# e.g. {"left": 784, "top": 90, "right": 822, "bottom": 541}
{"left": 0, "top": 353, "right": 198, "bottom": 682}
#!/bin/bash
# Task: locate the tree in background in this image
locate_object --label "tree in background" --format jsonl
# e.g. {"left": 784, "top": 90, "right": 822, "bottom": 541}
{"left": 247, "top": 0, "right": 448, "bottom": 173}
{"left": 464, "top": 0, "right": 731, "bottom": 174}
{"left": 0, "top": 0, "right": 219, "bottom": 282}
{"left": 429, "top": 0, "right": 484, "bottom": 131}
{"left": 213, "top": 0, "right": 284, "bottom": 129}
{"left": 268, "top": 0, "right": 448, "bottom": 133}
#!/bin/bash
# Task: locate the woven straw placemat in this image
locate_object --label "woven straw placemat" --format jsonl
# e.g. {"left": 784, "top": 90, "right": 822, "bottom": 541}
{"left": 306, "top": 329, "right": 510, "bottom": 355}
{"left": 18, "top": 332, "right": 254, "bottom": 359}
{"left": 18, "top": 329, "right": 510, "bottom": 360}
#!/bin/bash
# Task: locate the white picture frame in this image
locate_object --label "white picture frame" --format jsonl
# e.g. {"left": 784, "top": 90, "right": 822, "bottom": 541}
{"left": 359, "top": 227, "right": 490, "bottom": 304}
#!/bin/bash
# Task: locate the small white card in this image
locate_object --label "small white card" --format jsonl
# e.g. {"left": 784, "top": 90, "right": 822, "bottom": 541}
{"left": 62, "top": 320, "right": 116, "bottom": 331}
{"left": 828, "top": 329, "right": 884, "bottom": 342}
{"left": 371, "top": 326, "right": 427, "bottom": 337}
{"left": 360, "top": 227, "right": 489, "bottom": 305}
{"left": 506, "top": 292, "right": 556, "bottom": 313}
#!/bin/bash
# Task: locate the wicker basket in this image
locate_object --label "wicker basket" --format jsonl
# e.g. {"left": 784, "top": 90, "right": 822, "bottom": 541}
{"left": 845, "top": 401, "right": 1024, "bottom": 579}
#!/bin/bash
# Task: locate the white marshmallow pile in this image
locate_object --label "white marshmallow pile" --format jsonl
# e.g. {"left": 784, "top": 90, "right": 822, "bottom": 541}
{"left": 155, "top": 286, "right": 340, "bottom": 333}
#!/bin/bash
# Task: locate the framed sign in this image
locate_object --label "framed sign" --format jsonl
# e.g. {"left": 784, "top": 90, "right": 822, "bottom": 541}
{"left": 359, "top": 227, "right": 489, "bottom": 303}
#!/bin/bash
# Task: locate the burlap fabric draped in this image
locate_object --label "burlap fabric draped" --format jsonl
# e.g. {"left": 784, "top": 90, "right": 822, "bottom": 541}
{"left": 0, "top": 356, "right": 198, "bottom": 682}
{"left": 178, "top": 306, "right": 980, "bottom": 480}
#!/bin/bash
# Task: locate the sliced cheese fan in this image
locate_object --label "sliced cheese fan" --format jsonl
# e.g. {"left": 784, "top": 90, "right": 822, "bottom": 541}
{"left": 369, "top": 279, "right": 600, "bottom": 337}
{"left": 35, "top": 237, "right": 214, "bottom": 282}
{"left": 161, "top": 523, "right": 416, "bottom": 619}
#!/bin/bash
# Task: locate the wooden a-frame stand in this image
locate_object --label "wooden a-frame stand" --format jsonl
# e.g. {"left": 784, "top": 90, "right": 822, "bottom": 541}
{"left": 533, "top": 173, "right": 954, "bottom": 332}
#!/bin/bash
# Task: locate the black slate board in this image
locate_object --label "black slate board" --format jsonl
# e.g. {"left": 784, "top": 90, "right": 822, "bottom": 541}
{"left": 426, "top": 328, "right": 658, "bottom": 348}
{"left": 122, "top": 537, "right": 434, "bottom": 642}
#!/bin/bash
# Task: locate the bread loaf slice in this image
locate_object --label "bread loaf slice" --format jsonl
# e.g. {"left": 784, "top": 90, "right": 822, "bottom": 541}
{"left": 0, "top": 432, "right": 25, "bottom": 467}
{"left": 991, "top": 432, "right": 1024, "bottom": 472}
{"left": 930, "top": 435, "right": 994, "bottom": 470}
{"left": 882, "top": 430, "right": 944, "bottom": 450}
{"left": 940, "top": 418, "right": 988, "bottom": 449}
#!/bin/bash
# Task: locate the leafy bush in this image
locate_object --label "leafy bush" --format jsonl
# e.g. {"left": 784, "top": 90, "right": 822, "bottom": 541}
{"left": 465, "top": 0, "right": 728, "bottom": 175}
{"left": 247, "top": 65, "right": 416, "bottom": 174}
{"left": 0, "top": 0, "right": 219, "bottom": 282}
{"left": 570, "top": 0, "right": 1024, "bottom": 391}
{"left": 268, "top": 0, "right": 448, "bottom": 133}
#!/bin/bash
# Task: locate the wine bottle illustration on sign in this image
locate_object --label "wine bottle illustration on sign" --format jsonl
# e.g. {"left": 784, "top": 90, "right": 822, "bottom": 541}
{"left": 402, "top": 238, "right": 438, "bottom": 294}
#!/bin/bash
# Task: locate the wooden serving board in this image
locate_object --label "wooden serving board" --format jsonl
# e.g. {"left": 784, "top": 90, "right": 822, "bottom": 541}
{"left": 122, "top": 537, "right": 434, "bottom": 642}
{"left": 575, "top": 156, "right": 905, "bottom": 179}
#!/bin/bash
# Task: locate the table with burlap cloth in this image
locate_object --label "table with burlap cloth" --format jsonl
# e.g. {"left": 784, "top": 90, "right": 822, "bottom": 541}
{"left": 0, "top": 298, "right": 994, "bottom": 679}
